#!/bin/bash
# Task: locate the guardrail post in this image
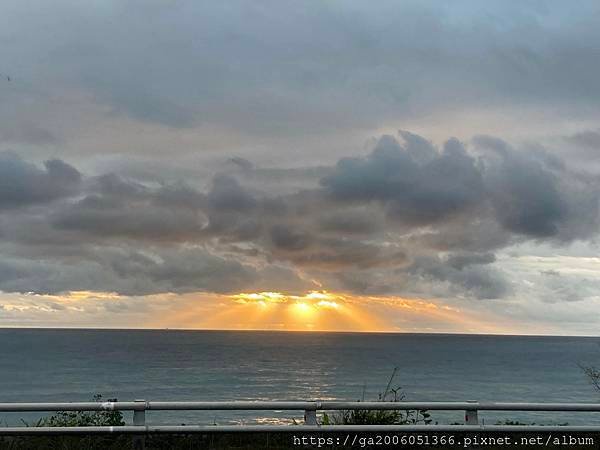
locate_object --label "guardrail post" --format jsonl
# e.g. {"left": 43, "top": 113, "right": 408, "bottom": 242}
{"left": 465, "top": 401, "right": 479, "bottom": 425}
{"left": 304, "top": 407, "right": 317, "bottom": 425}
{"left": 133, "top": 399, "right": 147, "bottom": 450}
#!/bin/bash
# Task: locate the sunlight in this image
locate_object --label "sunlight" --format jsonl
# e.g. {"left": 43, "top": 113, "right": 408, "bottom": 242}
{"left": 145, "top": 289, "right": 517, "bottom": 334}
{"left": 316, "top": 300, "right": 339, "bottom": 309}
{"left": 189, "top": 290, "right": 388, "bottom": 331}
{"left": 292, "top": 302, "right": 312, "bottom": 314}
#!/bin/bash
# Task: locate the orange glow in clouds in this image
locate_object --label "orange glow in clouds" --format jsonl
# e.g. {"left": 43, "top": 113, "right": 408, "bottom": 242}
{"left": 223, "top": 291, "right": 380, "bottom": 331}
{"left": 152, "top": 290, "right": 511, "bottom": 333}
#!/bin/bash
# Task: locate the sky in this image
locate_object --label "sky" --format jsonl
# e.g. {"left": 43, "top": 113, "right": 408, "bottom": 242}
{"left": 1, "top": 0, "right": 600, "bottom": 334}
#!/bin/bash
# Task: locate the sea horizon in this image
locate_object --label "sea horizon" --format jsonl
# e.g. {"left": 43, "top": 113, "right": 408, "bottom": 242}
{"left": 1, "top": 326, "right": 599, "bottom": 339}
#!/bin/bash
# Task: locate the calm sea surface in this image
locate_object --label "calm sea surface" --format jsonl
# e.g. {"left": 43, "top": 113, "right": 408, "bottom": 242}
{"left": 1, "top": 329, "right": 599, "bottom": 425}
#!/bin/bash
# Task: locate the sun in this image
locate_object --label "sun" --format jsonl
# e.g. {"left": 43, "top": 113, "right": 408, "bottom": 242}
{"left": 213, "top": 291, "right": 384, "bottom": 332}
{"left": 292, "top": 301, "right": 312, "bottom": 314}
{"left": 149, "top": 289, "right": 513, "bottom": 334}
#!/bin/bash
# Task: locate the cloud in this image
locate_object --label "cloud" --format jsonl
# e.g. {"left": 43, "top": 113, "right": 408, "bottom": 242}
{"left": 321, "top": 135, "right": 485, "bottom": 226}
{"left": 0, "top": 152, "right": 81, "bottom": 209}
{"left": 0, "top": 130, "right": 599, "bottom": 302}
{"left": 2, "top": 1, "right": 600, "bottom": 330}
{"left": 3, "top": 0, "right": 600, "bottom": 142}
{"left": 269, "top": 225, "right": 312, "bottom": 252}
{"left": 497, "top": 254, "right": 600, "bottom": 305}
{"left": 475, "top": 135, "right": 600, "bottom": 240}
{"left": 565, "top": 129, "right": 600, "bottom": 150}
{"left": 52, "top": 174, "right": 207, "bottom": 241}
{"left": 0, "top": 246, "right": 258, "bottom": 296}
{"left": 406, "top": 255, "right": 510, "bottom": 300}
{"left": 271, "top": 236, "right": 409, "bottom": 271}
{"left": 447, "top": 252, "right": 496, "bottom": 270}
{"left": 0, "top": 123, "right": 60, "bottom": 146}
{"left": 317, "top": 206, "right": 383, "bottom": 235}
{"left": 228, "top": 157, "right": 254, "bottom": 171}
{"left": 321, "top": 133, "right": 599, "bottom": 244}
{"left": 399, "top": 130, "right": 438, "bottom": 165}
{"left": 207, "top": 175, "right": 258, "bottom": 212}
{"left": 485, "top": 151, "right": 566, "bottom": 237}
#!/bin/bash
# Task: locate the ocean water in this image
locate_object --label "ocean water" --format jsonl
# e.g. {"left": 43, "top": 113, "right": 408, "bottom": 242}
{"left": 1, "top": 329, "right": 599, "bottom": 426}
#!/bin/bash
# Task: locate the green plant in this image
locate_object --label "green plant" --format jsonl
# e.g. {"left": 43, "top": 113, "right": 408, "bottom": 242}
{"left": 495, "top": 420, "right": 568, "bottom": 426}
{"left": 2, "top": 397, "right": 128, "bottom": 450}
{"left": 580, "top": 364, "right": 600, "bottom": 393}
{"left": 495, "top": 420, "right": 537, "bottom": 425}
{"left": 31, "top": 394, "right": 125, "bottom": 427}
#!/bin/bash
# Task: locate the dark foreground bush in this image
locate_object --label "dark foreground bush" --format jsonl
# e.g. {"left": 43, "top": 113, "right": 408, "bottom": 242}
{"left": 32, "top": 394, "right": 125, "bottom": 428}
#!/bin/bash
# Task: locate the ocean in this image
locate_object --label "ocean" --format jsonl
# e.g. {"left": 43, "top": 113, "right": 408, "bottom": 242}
{"left": 1, "top": 329, "right": 599, "bottom": 426}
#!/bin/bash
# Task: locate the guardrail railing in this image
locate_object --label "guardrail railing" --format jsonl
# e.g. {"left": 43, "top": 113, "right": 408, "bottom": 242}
{"left": 1, "top": 400, "right": 600, "bottom": 435}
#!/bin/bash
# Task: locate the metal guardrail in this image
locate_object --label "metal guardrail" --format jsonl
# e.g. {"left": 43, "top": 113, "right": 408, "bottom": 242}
{"left": 1, "top": 400, "right": 600, "bottom": 435}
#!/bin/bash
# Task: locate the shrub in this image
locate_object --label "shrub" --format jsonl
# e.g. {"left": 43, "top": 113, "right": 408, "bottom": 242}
{"left": 321, "top": 368, "right": 433, "bottom": 426}
{"left": 30, "top": 394, "right": 125, "bottom": 427}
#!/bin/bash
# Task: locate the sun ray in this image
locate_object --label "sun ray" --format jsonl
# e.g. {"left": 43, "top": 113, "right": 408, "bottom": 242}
{"left": 148, "top": 290, "right": 514, "bottom": 333}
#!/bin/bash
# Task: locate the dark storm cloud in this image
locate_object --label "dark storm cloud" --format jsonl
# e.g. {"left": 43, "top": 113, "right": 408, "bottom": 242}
{"left": 207, "top": 175, "right": 257, "bottom": 212}
{"left": 0, "top": 129, "right": 599, "bottom": 299}
{"left": 293, "top": 238, "right": 408, "bottom": 271}
{"left": 0, "top": 246, "right": 258, "bottom": 296}
{"left": 0, "top": 152, "right": 81, "bottom": 209}
{"left": 321, "top": 135, "right": 419, "bottom": 201}
{"left": 202, "top": 175, "right": 267, "bottom": 242}
{"left": 486, "top": 156, "right": 566, "bottom": 237}
{"left": 321, "top": 133, "right": 599, "bottom": 243}
{"left": 399, "top": 130, "right": 438, "bottom": 165}
{"left": 317, "top": 207, "right": 383, "bottom": 235}
{"left": 269, "top": 225, "right": 312, "bottom": 252}
{"left": 474, "top": 135, "right": 600, "bottom": 240}
{"left": 106, "top": 247, "right": 257, "bottom": 295}
{"left": 268, "top": 234, "right": 408, "bottom": 272}
{"left": 52, "top": 173, "right": 207, "bottom": 241}
{"left": 447, "top": 252, "right": 496, "bottom": 270}
{"left": 321, "top": 135, "right": 484, "bottom": 225}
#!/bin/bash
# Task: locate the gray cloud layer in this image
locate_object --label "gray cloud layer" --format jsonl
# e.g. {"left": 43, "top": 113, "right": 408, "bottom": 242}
{"left": 1, "top": 131, "right": 598, "bottom": 300}
{"left": 2, "top": 0, "right": 600, "bottom": 152}
{"left": 1, "top": 1, "right": 600, "bottom": 334}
